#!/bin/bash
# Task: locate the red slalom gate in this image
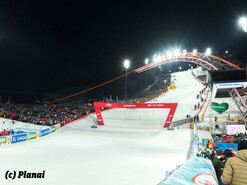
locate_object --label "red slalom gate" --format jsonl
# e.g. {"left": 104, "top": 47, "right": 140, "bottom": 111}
{"left": 94, "top": 102, "right": 178, "bottom": 128}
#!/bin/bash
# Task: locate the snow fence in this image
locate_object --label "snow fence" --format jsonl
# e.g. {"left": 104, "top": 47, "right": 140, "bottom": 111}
{"left": 0, "top": 124, "right": 61, "bottom": 145}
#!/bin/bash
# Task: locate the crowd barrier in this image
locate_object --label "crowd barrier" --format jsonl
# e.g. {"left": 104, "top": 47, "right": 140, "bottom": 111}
{"left": 0, "top": 124, "right": 61, "bottom": 145}
{"left": 158, "top": 157, "right": 218, "bottom": 185}
{"left": 171, "top": 118, "right": 191, "bottom": 127}
{"left": 158, "top": 121, "right": 219, "bottom": 184}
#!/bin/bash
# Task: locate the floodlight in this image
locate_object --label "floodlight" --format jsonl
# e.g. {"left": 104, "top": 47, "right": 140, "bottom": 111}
{"left": 167, "top": 51, "right": 173, "bottom": 58}
{"left": 145, "top": 58, "right": 149, "bottom": 64}
{"left": 239, "top": 17, "right": 247, "bottom": 32}
{"left": 174, "top": 50, "right": 180, "bottom": 57}
{"left": 157, "top": 55, "right": 162, "bottom": 62}
{"left": 193, "top": 49, "right": 197, "bottom": 54}
{"left": 205, "top": 48, "right": 211, "bottom": 55}
{"left": 124, "top": 59, "right": 130, "bottom": 69}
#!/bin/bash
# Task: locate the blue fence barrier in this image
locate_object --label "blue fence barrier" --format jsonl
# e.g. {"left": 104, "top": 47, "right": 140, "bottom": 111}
{"left": 11, "top": 133, "right": 28, "bottom": 144}
{"left": 40, "top": 128, "right": 50, "bottom": 137}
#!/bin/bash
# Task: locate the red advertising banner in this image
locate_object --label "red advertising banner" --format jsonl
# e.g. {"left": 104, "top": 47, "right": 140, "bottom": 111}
{"left": 93, "top": 102, "right": 178, "bottom": 128}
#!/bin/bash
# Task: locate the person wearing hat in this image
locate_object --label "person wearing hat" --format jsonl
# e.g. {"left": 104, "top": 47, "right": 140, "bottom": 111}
{"left": 221, "top": 140, "right": 247, "bottom": 185}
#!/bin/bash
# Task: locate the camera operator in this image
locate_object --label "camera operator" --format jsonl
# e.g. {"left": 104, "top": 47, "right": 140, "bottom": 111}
{"left": 221, "top": 140, "right": 247, "bottom": 185}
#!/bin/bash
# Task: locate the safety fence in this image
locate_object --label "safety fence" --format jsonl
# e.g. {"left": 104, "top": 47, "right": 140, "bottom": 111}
{"left": 171, "top": 118, "right": 191, "bottom": 127}
{"left": 158, "top": 118, "right": 219, "bottom": 184}
{"left": 0, "top": 124, "right": 61, "bottom": 145}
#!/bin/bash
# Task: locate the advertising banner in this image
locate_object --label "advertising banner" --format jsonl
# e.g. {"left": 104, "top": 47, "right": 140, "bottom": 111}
{"left": 11, "top": 133, "right": 27, "bottom": 144}
{"left": 158, "top": 157, "right": 218, "bottom": 185}
{"left": 27, "top": 131, "right": 37, "bottom": 140}
{"left": 0, "top": 136, "right": 11, "bottom": 145}
{"left": 227, "top": 125, "right": 246, "bottom": 135}
{"left": 202, "top": 138, "right": 212, "bottom": 147}
{"left": 94, "top": 102, "right": 178, "bottom": 128}
{"left": 210, "top": 102, "right": 229, "bottom": 113}
{"left": 55, "top": 124, "right": 61, "bottom": 131}
{"left": 50, "top": 126, "right": 56, "bottom": 133}
{"left": 40, "top": 128, "right": 50, "bottom": 137}
{"left": 215, "top": 82, "right": 247, "bottom": 89}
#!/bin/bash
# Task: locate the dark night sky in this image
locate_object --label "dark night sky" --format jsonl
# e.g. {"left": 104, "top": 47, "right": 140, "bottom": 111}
{"left": 0, "top": 0, "right": 246, "bottom": 103}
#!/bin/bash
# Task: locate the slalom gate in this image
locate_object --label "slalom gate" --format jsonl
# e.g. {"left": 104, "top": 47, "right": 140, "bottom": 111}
{"left": 93, "top": 102, "right": 178, "bottom": 128}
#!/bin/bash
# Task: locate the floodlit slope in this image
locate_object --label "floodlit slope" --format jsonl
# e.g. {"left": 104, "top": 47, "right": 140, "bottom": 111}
{"left": 0, "top": 118, "right": 190, "bottom": 185}
{"left": 0, "top": 70, "right": 205, "bottom": 185}
{"left": 151, "top": 70, "right": 205, "bottom": 121}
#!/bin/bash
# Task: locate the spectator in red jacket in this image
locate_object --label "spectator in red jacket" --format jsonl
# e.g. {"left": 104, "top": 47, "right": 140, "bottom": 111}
{"left": 1, "top": 129, "right": 6, "bottom": 136}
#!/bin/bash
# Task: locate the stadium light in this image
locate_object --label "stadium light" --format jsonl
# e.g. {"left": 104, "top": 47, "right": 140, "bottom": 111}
{"left": 239, "top": 17, "right": 247, "bottom": 33}
{"left": 179, "top": 66, "right": 182, "bottom": 70}
{"left": 124, "top": 59, "right": 130, "bottom": 69}
{"left": 193, "top": 49, "right": 197, "bottom": 55}
{"left": 183, "top": 50, "right": 187, "bottom": 54}
{"left": 145, "top": 58, "right": 149, "bottom": 65}
{"left": 205, "top": 48, "right": 211, "bottom": 55}
{"left": 167, "top": 51, "right": 173, "bottom": 58}
{"left": 123, "top": 59, "right": 130, "bottom": 100}
{"left": 154, "top": 55, "right": 162, "bottom": 62}
{"left": 225, "top": 50, "right": 229, "bottom": 54}
{"left": 174, "top": 49, "right": 180, "bottom": 57}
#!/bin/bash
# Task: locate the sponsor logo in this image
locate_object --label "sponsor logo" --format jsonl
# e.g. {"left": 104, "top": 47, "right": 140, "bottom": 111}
{"left": 36, "top": 131, "right": 40, "bottom": 138}
{"left": 50, "top": 126, "right": 55, "bottom": 133}
{"left": 0, "top": 137, "right": 6, "bottom": 143}
{"left": 166, "top": 121, "right": 171, "bottom": 123}
{"left": 147, "top": 104, "right": 164, "bottom": 107}
{"left": 40, "top": 129, "right": 50, "bottom": 137}
{"left": 12, "top": 134, "right": 27, "bottom": 143}
{"left": 123, "top": 104, "right": 136, "bottom": 107}
{"left": 192, "top": 174, "right": 217, "bottom": 185}
{"left": 97, "top": 119, "right": 102, "bottom": 121}
{"left": 27, "top": 133, "right": 36, "bottom": 140}
{"left": 106, "top": 104, "right": 112, "bottom": 107}
{"left": 6, "top": 136, "right": 11, "bottom": 143}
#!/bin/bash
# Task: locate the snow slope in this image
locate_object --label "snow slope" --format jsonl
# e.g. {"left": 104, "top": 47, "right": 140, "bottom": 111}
{"left": 0, "top": 70, "right": 206, "bottom": 185}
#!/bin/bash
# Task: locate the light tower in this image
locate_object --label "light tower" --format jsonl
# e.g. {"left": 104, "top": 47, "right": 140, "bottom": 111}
{"left": 123, "top": 59, "right": 130, "bottom": 100}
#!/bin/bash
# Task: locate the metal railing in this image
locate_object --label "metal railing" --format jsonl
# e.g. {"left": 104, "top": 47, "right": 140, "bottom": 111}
{"left": 171, "top": 118, "right": 191, "bottom": 127}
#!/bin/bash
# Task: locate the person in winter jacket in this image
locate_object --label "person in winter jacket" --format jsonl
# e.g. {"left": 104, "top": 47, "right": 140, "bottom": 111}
{"left": 1, "top": 129, "right": 6, "bottom": 136}
{"left": 221, "top": 140, "right": 247, "bottom": 185}
{"left": 213, "top": 150, "right": 224, "bottom": 184}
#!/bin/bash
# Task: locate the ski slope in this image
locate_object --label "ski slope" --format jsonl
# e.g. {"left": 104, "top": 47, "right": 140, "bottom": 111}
{"left": 0, "top": 70, "right": 206, "bottom": 185}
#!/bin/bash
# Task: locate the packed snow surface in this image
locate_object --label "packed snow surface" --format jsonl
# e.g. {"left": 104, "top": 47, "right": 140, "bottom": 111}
{"left": 0, "top": 70, "right": 209, "bottom": 185}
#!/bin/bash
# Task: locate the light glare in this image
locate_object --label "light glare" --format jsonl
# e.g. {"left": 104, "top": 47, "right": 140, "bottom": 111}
{"left": 174, "top": 50, "right": 180, "bottom": 57}
{"left": 167, "top": 51, "right": 173, "bottom": 58}
{"left": 205, "top": 48, "right": 211, "bottom": 55}
{"left": 145, "top": 58, "right": 149, "bottom": 64}
{"left": 124, "top": 59, "right": 130, "bottom": 69}
{"left": 239, "top": 17, "right": 247, "bottom": 33}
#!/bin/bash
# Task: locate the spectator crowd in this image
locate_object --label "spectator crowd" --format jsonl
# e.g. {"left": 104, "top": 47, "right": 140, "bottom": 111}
{"left": 0, "top": 103, "right": 91, "bottom": 127}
